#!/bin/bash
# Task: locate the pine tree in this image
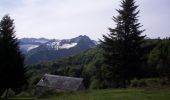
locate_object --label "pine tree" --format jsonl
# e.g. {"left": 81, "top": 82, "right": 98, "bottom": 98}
{"left": 0, "top": 15, "right": 28, "bottom": 98}
{"left": 101, "top": 0, "right": 145, "bottom": 87}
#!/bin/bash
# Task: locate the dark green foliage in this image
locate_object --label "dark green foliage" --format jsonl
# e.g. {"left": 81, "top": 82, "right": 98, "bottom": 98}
{"left": 130, "top": 78, "right": 147, "bottom": 87}
{"left": 27, "top": 38, "right": 170, "bottom": 92}
{"left": 130, "top": 78, "right": 170, "bottom": 88}
{"left": 147, "top": 39, "right": 170, "bottom": 80}
{"left": 0, "top": 15, "right": 28, "bottom": 97}
{"left": 101, "top": 0, "right": 146, "bottom": 87}
{"left": 28, "top": 46, "right": 105, "bottom": 89}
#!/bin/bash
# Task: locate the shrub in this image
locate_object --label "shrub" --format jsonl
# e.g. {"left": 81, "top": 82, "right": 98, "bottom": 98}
{"left": 17, "top": 92, "right": 30, "bottom": 97}
{"left": 130, "top": 78, "right": 138, "bottom": 87}
{"left": 34, "top": 87, "right": 56, "bottom": 98}
{"left": 90, "top": 79, "right": 100, "bottom": 89}
{"left": 138, "top": 79, "right": 147, "bottom": 87}
{"left": 130, "top": 79, "right": 147, "bottom": 87}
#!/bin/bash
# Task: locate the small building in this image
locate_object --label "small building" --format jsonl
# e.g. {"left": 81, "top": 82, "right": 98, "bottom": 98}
{"left": 37, "top": 74, "right": 85, "bottom": 91}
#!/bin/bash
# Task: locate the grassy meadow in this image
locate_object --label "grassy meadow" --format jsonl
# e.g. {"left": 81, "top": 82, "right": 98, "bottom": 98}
{"left": 9, "top": 88, "right": 170, "bottom": 100}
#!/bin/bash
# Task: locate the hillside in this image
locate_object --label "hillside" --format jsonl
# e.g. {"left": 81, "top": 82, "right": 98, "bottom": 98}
{"left": 28, "top": 38, "right": 170, "bottom": 89}
{"left": 28, "top": 46, "right": 103, "bottom": 88}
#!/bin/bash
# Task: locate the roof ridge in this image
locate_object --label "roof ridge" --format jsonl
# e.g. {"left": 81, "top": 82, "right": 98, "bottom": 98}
{"left": 45, "top": 74, "right": 83, "bottom": 80}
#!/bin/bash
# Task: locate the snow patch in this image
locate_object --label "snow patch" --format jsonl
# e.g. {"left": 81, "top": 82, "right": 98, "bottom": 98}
{"left": 46, "top": 40, "right": 60, "bottom": 50}
{"left": 46, "top": 41, "right": 77, "bottom": 50}
{"left": 20, "top": 44, "right": 39, "bottom": 52}
{"left": 27, "top": 45, "right": 39, "bottom": 51}
{"left": 60, "top": 43, "right": 77, "bottom": 49}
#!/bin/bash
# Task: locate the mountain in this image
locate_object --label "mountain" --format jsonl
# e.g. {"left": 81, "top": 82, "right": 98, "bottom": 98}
{"left": 19, "top": 38, "right": 49, "bottom": 53}
{"left": 19, "top": 35, "right": 98, "bottom": 64}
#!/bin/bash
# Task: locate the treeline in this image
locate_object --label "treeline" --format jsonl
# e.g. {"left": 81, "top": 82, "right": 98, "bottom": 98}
{"left": 28, "top": 38, "right": 170, "bottom": 89}
{"left": 147, "top": 38, "right": 170, "bottom": 78}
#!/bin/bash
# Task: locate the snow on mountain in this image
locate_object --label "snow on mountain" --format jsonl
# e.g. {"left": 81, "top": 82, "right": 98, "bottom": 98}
{"left": 19, "top": 38, "right": 50, "bottom": 52}
{"left": 60, "top": 43, "right": 77, "bottom": 49}
{"left": 20, "top": 44, "right": 39, "bottom": 52}
{"left": 45, "top": 39, "right": 78, "bottom": 50}
{"left": 45, "top": 39, "right": 59, "bottom": 50}
{"left": 19, "top": 35, "right": 98, "bottom": 53}
{"left": 25, "top": 35, "right": 98, "bottom": 64}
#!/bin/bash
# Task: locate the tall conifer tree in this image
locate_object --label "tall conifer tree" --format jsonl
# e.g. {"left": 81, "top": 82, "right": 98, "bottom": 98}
{"left": 101, "top": 0, "right": 145, "bottom": 87}
{"left": 0, "top": 15, "right": 27, "bottom": 98}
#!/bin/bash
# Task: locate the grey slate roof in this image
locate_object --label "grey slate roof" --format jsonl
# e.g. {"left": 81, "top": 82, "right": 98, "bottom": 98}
{"left": 37, "top": 74, "right": 84, "bottom": 91}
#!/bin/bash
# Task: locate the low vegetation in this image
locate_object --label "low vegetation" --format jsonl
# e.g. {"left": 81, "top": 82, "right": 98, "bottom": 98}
{"left": 9, "top": 88, "right": 170, "bottom": 100}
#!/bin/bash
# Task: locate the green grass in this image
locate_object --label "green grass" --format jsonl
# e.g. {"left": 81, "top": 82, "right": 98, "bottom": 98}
{"left": 9, "top": 88, "right": 170, "bottom": 100}
{"left": 38, "top": 88, "right": 170, "bottom": 100}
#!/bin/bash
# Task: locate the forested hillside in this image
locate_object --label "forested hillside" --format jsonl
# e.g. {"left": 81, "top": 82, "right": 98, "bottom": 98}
{"left": 28, "top": 38, "right": 170, "bottom": 89}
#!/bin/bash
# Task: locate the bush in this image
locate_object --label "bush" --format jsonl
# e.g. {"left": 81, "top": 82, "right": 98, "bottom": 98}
{"left": 34, "top": 87, "right": 56, "bottom": 98}
{"left": 1, "top": 89, "right": 15, "bottom": 98}
{"left": 130, "top": 78, "right": 170, "bottom": 88}
{"left": 138, "top": 80, "right": 147, "bottom": 87}
{"left": 17, "top": 92, "right": 30, "bottom": 97}
{"left": 90, "top": 79, "right": 100, "bottom": 89}
{"left": 7, "top": 89, "right": 15, "bottom": 97}
{"left": 130, "top": 79, "right": 138, "bottom": 87}
{"left": 130, "top": 79, "right": 147, "bottom": 87}
{"left": 160, "top": 78, "right": 169, "bottom": 86}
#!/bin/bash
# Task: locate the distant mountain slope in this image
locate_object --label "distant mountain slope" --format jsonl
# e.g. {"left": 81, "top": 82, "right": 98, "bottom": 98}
{"left": 19, "top": 38, "right": 49, "bottom": 53}
{"left": 19, "top": 35, "right": 98, "bottom": 64}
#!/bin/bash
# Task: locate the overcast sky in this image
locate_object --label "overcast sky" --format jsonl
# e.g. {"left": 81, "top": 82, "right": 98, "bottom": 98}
{"left": 0, "top": 0, "right": 170, "bottom": 40}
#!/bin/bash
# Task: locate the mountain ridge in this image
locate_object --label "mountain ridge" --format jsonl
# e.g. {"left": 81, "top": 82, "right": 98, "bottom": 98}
{"left": 19, "top": 35, "right": 98, "bottom": 64}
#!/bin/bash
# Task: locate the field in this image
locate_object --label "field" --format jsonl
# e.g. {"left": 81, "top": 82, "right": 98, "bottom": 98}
{"left": 10, "top": 88, "right": 170, "bottom": 100}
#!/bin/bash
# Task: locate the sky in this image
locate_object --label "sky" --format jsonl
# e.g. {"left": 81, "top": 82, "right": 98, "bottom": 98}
{"left": 0, "top": 0, "right": 170, "bottom": 40}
